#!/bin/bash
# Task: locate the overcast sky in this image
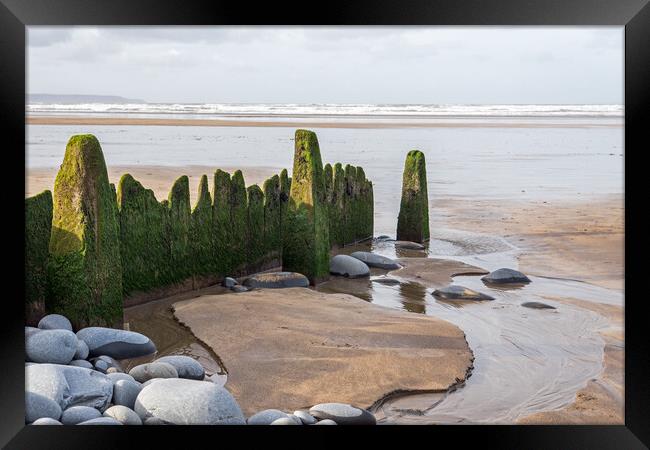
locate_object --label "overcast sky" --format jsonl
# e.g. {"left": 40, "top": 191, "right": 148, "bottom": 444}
{"left": 27, "top": 26, "right": 623, "bottom": 104}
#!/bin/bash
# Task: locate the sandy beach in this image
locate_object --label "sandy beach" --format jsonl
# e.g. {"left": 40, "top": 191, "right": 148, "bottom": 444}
{"left": 432, "top": 194, "right": 624, "bottom": 424}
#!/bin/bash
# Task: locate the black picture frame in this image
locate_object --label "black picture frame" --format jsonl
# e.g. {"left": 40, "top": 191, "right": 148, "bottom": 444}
{"left": 2, "top": 0, "right": 647, "bottom": 448}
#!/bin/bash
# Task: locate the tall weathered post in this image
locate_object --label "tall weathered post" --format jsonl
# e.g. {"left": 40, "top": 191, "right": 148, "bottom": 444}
{"left": 396, "top": 150, "right": 430, "bottom": 243}
{"left": 282, "top": 129, "right": 330, "bottom": 284}
{"left": 47, "top": 134, "right": 123, "bottom": 328}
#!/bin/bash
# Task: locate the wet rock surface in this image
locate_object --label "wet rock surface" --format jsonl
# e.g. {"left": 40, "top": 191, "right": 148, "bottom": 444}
{"left": 243, "top": 271, "right": 310, "bottom": 289}
{"left": 432, "top": 285, "right": 495, "bottom": 301}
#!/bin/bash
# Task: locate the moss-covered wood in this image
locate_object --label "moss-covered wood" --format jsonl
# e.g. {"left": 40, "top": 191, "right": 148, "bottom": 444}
{"left": 117, "top": 174, "right": 170, "bottom": 296}
{"left": 282, "top": 129, "right": 330, "bottom": 284}
{"left": 342, "top": 164, "right": 357, "bottom": 245}
{"left": 25, "top": 190, "right": 53, "bottom": 325}
{"left": 246, "top": 184, "right": 265, "bottom": 267}
{"left": 397, "top": 150, "right": 430, "bottom": 243}
{"left": 329, "top": 163, "right": 345, "bottom": 247}
{"left": 212, "top": 169, "right": 233, "bottom": 276}
{"left": 262, "top": 175, "right": 282, "bottom": 263}
{"left": 190, "top": 175, "right": 214, "bottom": 276}
{"left": 230, "top": 170, "right": 248, "bottom": 273}
{"left": 47, "top": 134, "right": 123, "bottom": 328}
{"left": 167, "top": 176, "right": 191, "bottom": 282}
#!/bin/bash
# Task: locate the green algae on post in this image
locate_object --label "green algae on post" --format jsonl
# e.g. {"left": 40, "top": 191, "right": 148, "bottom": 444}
{"left": 397, "top": 150, "right": 430, "bottom": 243}
{"left": 190, "top": 175, "right": 214, "bottom": 276}
{"left": 246, "top": 184, "right": 265, "bottom": 267}
{"left": 168, "top": 175, "right": 192, "bottom": 283}
{"left": 212, "top": 169, "right": 233, "bottom": 275}
{"left": 117, "top": 174, "right": 170, "bottom": 295}
{"left": 25, "top": 190, "right": 53, "bottom": 325}
{"left": 230, "top": 170, "right": 249, "bottom": 273}
{"left": 263, "top": 174, "right": 282, "bottom": 264}
{"left": 47, "top": 134, "right": 123, "bottom": 328}
{"left": 282, "top": 129, "right": 330, "bottom": 284}
{"left": 330, "top": 163, "right": 345, "bottom": 247}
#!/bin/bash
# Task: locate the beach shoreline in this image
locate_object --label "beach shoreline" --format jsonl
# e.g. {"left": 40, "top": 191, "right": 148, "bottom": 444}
{"left": 26, "top": 115, "right": 623, "bottom": 129}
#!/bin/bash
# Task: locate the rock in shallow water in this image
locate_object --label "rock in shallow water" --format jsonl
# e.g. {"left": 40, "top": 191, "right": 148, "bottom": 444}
{"left": 26, "top": 329, "right": 78, "bottom": 364}
{"left": 60, "top": 406, "right": 102, "bottom": 425}
{"left": 129, "top": 362, "right": 178, "bottom": 383}
{"left": 522, "top": 301, "right": 556, "bottom": 310}
{"left": 155, "top": 355, "right": 205, "bottom": 380}
{"left": 112, "top": 379, "right": 142, "bottom": 410}
{"left": 309, "top": 403, "right": 376, "bottom": 425}
{"left": 25, "top": 391, "right": 62, "bottom": 423}
{"left": 38, "top": 314, "right": 73, "bottom": 332}
{"left": 76, "top": 327, "right": 156, "bottom": 359}
{"left": 243, "top": 272, "right": 310, "bottom": 289}
{"left": 25, "top": 363, "right": 113, "bottom": 412}
{"left": 103, "top": 405, "right": 142, "bottom": 425}
{"left": 482, "top": 268, "right": 531, "bottom": 284}
{"left": 350, "top": 251, "right": 401, "bottom": 270}
{"left": 330, "top": 255, "right": 370, "bottom": 278}
{"left": 247, "top": 409, "right": 291, "bottom": 425}
{"left": 432, "top": 285, "right": 495, "bottom": 301}
{"left": 134, "top": 378, "right": 246, "bottom": 425}
{"left": 394, "top": 241, "right": 425, "bottom": 250}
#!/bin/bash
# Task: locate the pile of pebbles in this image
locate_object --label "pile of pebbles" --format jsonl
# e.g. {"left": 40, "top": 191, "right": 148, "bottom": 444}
{"left": 25, "top": 313, "right": 377, "bottom": 425}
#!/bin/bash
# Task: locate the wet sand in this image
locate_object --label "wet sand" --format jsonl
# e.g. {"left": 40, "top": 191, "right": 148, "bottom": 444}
{"left": 27, "top": 115, "right": 622, "bottom": 129}
{"left": 26, "top": 165, "right": 280, "bottom": 204}
{"left": 172, "top": 287, "right": 476, "bottom": 417}
{"left": 432, "top": 194, "right": 624, "bottom": 424}
{"left": 432, "top": 195, "right": 624, "bottom": 291}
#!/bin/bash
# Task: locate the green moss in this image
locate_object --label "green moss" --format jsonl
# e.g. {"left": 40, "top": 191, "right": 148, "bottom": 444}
{"left": 397, "top": 150, "right": 430, "bottom": 243}
{"left": 47, "top": 134, "right": 123, "bottom": 328}
{"left": 329, "top": 163, "right": 345, "bottom": 247}
{"left": 190, "top": 175, "right": 214, "bottom": 276}
{"left": 117, "top": 174, "right": 170, "bottom": 296}
{"left": 262, "top": 175, "right": 282, "bottom": 263}
{"left": 342, "top": 164, "right": 357, "bottom": 245}
{"left": 25, "top": 190, "right": 53, "bottom": 325}
{"left": 212, "top": 169, "right": 232, "bottom": 275}
{"left": 229, "top": 170, "right": 248, "bottom": 273}
{"left": 246, "top": 184, "right": 265, "bottom": 266}
{"left": 282, "top": 129, "right": 330, "bottom": 284}
{"left": 167, "top": 176, "right": 191, "bottom": 282}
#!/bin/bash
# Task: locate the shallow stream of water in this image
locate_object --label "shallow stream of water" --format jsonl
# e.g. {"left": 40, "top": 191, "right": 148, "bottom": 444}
{"left": 123, "top": 227, "right": 621, "bottom": 424}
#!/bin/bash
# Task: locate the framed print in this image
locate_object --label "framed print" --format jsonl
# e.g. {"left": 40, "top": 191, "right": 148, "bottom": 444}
{"left": 1, "top": 0, "right": 648, "bottom": 448}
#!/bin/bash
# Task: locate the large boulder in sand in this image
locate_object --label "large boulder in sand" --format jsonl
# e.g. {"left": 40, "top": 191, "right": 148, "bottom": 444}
{"left": 482, "top": 268, "right": 531, "bottom": 284}
{"left": 76, "top": 327, "right": 156, "bottom": 359}
{"left": 134, "top": 378, "right": 246, "bottom": 424}
{"left": 25, "top": 363, "right": 113, "bottom": 412}
{"left": 330, "top": 254, "right": 370, "bottom": 278}
{"left": 243, "top": 272, "right": 309, "bottom": 289}
{"left": 350, "top": 251, "right": 400, "bottom": 270}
